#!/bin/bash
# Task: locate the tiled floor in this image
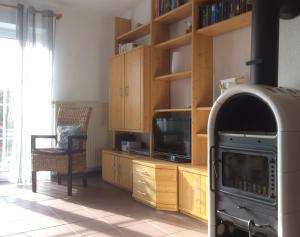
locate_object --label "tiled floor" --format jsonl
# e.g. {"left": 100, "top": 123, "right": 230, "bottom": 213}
{"left": 0, "top": 175, "right": 208, "bottom": 237}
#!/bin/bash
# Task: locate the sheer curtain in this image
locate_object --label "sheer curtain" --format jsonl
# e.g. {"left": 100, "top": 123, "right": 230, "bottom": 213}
{"left": 6, "top": 4, "right": 56, "bottom": 183}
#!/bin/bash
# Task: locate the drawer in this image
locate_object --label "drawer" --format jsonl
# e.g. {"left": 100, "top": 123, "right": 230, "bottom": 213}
{"left": 133, "top": 186, "right": 155, "bottom": 202}
{"left": 133, "top": 164, "right": 155, "bottom": 180}
{"left": 133, "top": 177, "right": 156, "bottom": 191}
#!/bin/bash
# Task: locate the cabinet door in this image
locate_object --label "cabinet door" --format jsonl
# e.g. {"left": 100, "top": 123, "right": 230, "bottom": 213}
{"left": 124, "top": 48, "right": 142, "bottom": 130}
{"left": 102, "top": 152, "right": 116, "bottom": 185}
{"left": 117, "top": 156, "right": 133, "bottom": 191}
{"left": 179, "top": 171, "right": 194, "bottom": 212}
{"left": 109, "top": 55, "right": 125, "bottom": 130}
{"left": 199, "top": 175, "right": 208, "bottom": 220}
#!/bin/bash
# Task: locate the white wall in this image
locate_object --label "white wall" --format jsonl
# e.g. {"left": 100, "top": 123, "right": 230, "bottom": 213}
{"left": 53, "top": 7, "right": 114, "bottom": 102}
{"left": 279, "top": 16, "right": 300, "bottom": 89}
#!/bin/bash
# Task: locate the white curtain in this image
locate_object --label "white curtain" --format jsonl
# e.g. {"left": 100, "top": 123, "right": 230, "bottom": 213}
{"left": 0, "top": 4, "right": 56, "bottom": 183}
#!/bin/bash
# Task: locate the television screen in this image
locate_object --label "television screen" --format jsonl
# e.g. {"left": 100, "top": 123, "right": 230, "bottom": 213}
{"left": 153, "top": 117, "right": 191, "bottom": 158}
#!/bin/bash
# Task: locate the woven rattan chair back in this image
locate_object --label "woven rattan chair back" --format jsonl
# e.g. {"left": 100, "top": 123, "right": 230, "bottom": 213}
{"left": 57, "top": 106, "right": 92, "bottom": 150}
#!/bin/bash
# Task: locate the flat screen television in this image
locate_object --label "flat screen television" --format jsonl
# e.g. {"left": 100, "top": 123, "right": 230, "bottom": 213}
{"left": 153, "top": 116, "right": 191, "bottom": 163}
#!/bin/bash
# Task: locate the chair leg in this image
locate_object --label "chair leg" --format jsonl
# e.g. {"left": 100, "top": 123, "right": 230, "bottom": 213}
{"left": 67, "top": 156, "right": 73, "bottom": 196}
{"left": 32, "top": 171, "right": 37, "bottom": 193}
{"left": 82, "top": 173, "right": 87, "bottom": 187}
{"left": 57, "top": 173, "right": 62, "bottom": 185}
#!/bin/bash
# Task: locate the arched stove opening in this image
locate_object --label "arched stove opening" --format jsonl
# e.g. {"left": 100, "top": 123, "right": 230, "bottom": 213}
{"left": 215, "top": 94, "right": 277, "bottom": 134}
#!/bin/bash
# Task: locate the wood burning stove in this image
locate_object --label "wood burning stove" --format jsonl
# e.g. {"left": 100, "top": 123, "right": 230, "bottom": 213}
{"left": 208, "top": 86, "right": 300, "bottom": 237}
{"left": 208, "top": 1, "right": 300, "bottom": 236}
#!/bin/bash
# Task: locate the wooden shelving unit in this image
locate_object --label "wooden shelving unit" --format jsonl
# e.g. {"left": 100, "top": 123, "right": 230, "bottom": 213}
{"left": 117, "top": 22, "right": 151, "bottom": 42}
{"left": 154, "top": 70, "right": 192, "bottom": 81}
{"left": 110, "top": 0, "right": 253, "bottom": 223}
{"left": 154, "top": 108, "right": 192, "bottom": 113}
{"left": 154, "top": 33, "right": 192, "bottom": 50}
{"left": 154, "top": 2, "right": 192, "bottom": 24}
{"left": 197, "top": 11, "right": 252, "bottom": 36}
{"left": 114, "top": 18, "right": 151, "bottom": 55}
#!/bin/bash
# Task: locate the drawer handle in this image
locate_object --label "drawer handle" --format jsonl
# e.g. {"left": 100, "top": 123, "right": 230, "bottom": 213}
{"left": 136, "top": 169, "right": 147, "bottom": 175}
{"left": 138, "top": 180, "right": 146, "bottom": 184}
{"left": 137, "top": 190, "right": 146, "bottom": 196}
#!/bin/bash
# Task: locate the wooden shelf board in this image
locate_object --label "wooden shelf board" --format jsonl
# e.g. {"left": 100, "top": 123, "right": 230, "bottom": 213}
{"left": 196, "top": 107, "right": 212, "bottom": 111}
{"left": 196, "top": 11, "right": 252, "bottom": 37}
{"left": 154, "top": 33, "right": 192, "bottom": 50}
{"left": 154, "top": 2, "right": 192, "bottom": 24}
{"left": 116, "top": 22, "right": 150, "bottom": 42}
{"left": 154, "top": 108, "right": 192, "bottom": 113}
{"left": 196, "top": 133, "right": 208, "bottom": 138}
{"left": 155, "top": 71, "right": 192, "bottom": 81}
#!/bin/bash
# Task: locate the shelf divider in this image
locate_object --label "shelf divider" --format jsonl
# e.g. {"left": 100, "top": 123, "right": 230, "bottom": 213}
{"left": 154, "top": 33, "right": 192, "bottom": 50}
{"left": 154, "top": 108, "right": 192, "bottom": 113}
{"left": 155, "top": 71, "right": 192, "bottom": 81}
{"left": 196, "top": 11, "right": 252, "bottom": 37}
{"left": 116, "top": 22, "right": 150, "bottom": 42}
{"left": 154, "top": 2, "right": 192, "bottom": 24}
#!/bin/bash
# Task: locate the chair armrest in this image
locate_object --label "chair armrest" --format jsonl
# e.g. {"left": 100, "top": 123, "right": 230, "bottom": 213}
{"left": 67, "top": 135, "right": 88, "bottom": 153}
{"left": 31, "top": 135, "right": 57, "bottom": 151}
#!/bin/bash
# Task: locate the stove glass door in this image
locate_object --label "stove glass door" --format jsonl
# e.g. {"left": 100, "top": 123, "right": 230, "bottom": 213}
{"left": 221, "top": 151, "right": 270, "bottom": 197}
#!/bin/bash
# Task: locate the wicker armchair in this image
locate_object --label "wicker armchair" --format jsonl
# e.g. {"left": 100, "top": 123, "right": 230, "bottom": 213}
{"left": 31, "top": 105, "right": 92, "bottom": 196}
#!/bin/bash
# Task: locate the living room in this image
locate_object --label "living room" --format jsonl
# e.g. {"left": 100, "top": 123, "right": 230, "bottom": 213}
{"left": 0, "top": 0, "right": 299, "bottom": 236}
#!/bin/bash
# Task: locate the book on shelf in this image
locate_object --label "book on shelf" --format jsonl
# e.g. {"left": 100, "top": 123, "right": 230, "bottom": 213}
{"left": 156, "top": 0, "right": 188, "bottom": 17}
{"left": 198, "top": 0, "right": 252, "bottom": 29}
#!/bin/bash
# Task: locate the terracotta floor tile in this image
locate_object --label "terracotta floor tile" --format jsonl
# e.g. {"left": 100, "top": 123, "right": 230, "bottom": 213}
{"left": 26, "top": 225, "right": 76, "bottom": 237}
{"left": 68, "top": 218, "right": 114, "bottom": 236}
{"left": 171, "top": 229, "right": 208, "bottom": 237}
{"left": 101, "top": 213, "right": 149, "bottom": 228}
{"left": 0, "top": 176, "right": 208, "bottom": 237}
{"left": 120, "top": 222, "right": 168, "bottom": 237}
{"left": 85, "top": 229, "right": 127, "bottom": 237}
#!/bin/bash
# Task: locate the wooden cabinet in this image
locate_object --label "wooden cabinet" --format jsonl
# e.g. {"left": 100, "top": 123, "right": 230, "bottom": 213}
{"left": 132, "top": 160, "right": 178, "bottom": 211}
{"left": 102, "top": 152, "right": 116, "bottom": 184}
{"left": 109, "top": 46, "right": 150, "bottom": 132}
{"left": 109, "top": 55, "right": 125, "bottom": 130}
{"left": 102, "top": 150, "right": 133, "bottom": 191}
{"left": 178, "top": 166, "right": 208, "bottom": 221}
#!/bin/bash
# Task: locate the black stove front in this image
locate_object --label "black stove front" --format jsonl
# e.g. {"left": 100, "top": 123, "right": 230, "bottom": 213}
{"left": 213, "top": 132, "right": 278, "bottom": 237}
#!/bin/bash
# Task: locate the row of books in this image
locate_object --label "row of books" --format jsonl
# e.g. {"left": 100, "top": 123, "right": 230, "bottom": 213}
{"left": 199, "top": 0, "right": 252, "bottom": 28}
{"left": 155, "top": 0, "right": 188, "bottom": 17}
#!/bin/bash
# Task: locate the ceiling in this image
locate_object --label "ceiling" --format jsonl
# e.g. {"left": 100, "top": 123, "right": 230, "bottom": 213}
{"left": 48, "top": 0, "right": 140, "bottom": 16}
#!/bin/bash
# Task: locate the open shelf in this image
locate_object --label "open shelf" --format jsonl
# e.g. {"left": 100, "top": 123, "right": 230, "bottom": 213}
{"left": 196, "top": 11, "right": 252, "bottom": 36}
{"left": 154, "top": 33, "right": 192, "bottom": 50}
{"left": 196, "top": 107, "right": 212, "bottom": 111}
{"left": 155, "top": 70, "right": 192, "bottom": 81}
{"left": 154, "top": 2, "right": 192, "bottom": 24}
{"left": 116, "top": 22, "right": 151, "bottom": 42}
{"left": 154, "top": 108, "right": 192, "bottom": 113}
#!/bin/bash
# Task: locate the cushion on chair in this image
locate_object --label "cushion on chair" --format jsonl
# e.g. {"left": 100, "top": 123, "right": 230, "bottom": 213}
{"left": 57, "top": 125, "right": 81, "bottom": 150}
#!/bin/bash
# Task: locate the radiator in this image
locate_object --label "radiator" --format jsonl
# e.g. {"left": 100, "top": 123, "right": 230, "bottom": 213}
{"left": 53, "top": 101, "right": 111, "bottom": 171}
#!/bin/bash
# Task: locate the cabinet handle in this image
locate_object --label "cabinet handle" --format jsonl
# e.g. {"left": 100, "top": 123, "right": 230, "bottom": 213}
{"left": 137, "top": 169, "right": 147, "bottom": 175}
{"left": 119, "top": 88, "right": 123, "bottom": 96}
{"left": 125, "top": 86, "right": 129, "bottom": 96}
{"left": 137, "top": 190, "right": 146, "bottom": 196}
{"left": 138, "top": 180, "right": 146, "bottom": 185}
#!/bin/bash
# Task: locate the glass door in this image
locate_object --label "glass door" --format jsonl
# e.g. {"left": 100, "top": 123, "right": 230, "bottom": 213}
{"left": 0, "top": 16, "right": 19, "bottom": 181}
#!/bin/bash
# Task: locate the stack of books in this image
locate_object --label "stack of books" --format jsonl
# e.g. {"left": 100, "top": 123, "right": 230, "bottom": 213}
{"left": 198, "top": 0, "right": 252, "bottom": 29}
{"left": 155, "top": 0, "right": 188, "bottom": 17}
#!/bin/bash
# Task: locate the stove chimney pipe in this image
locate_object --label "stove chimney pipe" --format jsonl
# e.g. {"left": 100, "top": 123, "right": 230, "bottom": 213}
{"left": 248, "top": 0, "right": 280, "bottom": 87}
